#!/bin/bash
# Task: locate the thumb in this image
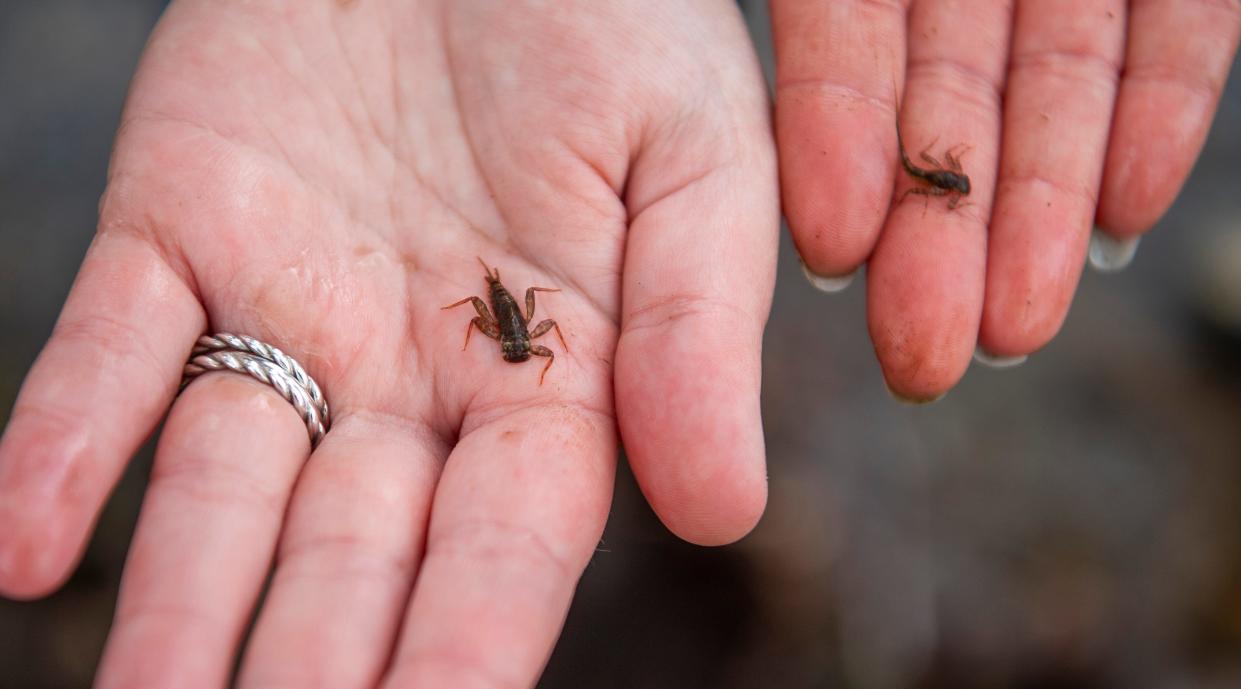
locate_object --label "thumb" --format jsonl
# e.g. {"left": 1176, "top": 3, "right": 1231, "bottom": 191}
{"left": 615, "top": 54, "right": 778, "bottom": 545}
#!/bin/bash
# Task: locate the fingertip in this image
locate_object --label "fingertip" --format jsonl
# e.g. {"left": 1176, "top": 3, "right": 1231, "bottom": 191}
{"left": 616, "top": 316, "right": 768, "bottom": 548}
{"left": 870, "top": 320, "right": 974, "bottom": 402}
{"left": 647, "top": 459, "right": 768, "bottom": 547}
{"left": 0, "top": 507, "right": 81, "bottom": 600}
{"left": 0, "top": 430, "right": 94, "bottom": 600}
{"left": 1093, "top": 200, "right": 1151, "bottom": 242}
{"left": 881, "top": 372, "right": 949, "bottom": 405}
{"left": 787, "top": 214, "right": 873, "bottom": 280}
{"left": 1097, "top": 146, "right": 1176, "bottom": 239}
{"left": 978, "top": 225, "right": 1085, "bottom": 358}
{"left": 978, "top": 287, "right": 1067, "bottom": 359}
{"left": 1097, "top": 89, "right": 1210, "bottom": 238}
{"left": 777, "top": 98, "right": 890, "bottom": 277}
{"left": 867, "top": 245, "right": 981, "bottom": 401}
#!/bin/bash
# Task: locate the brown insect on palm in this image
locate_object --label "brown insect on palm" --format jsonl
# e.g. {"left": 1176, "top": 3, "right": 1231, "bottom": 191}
{"left": 442, "top": 257, "right": 568, "bottom": 385}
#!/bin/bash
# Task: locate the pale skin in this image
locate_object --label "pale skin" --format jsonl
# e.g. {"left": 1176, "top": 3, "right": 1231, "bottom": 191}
{"left": 774, "top": 0, "right": 1241, "bottom": 400}
{"left": 0, "top": 0, "right": 1237, "bottom": 687}
{"left": 0, "top": 1, "right": 776, "bottom": 687}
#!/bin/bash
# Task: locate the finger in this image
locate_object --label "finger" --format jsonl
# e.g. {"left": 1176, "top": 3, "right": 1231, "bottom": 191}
{"left": 867, "top": 0, "right": 1009, "bottom": 400}
{"left": 381, "top": 403, "right": 615, "bottom": 688}
{"left": 1096, "top": 0, "right": 1241, "bottom": 238}
{"left": 236, "top": 412, "right": 443, "bottom": 689}
{"left": 94, "top": 374, "right": 307, "bottom": 689}
{"left": 0, "top": 231, "right": 203, "bottom": 598}
{"left": 978, "top": 0, "right": 1126, "bottom": 356}
{"left": 771, "top": 0, "right": 906, "bottom": 277}
{"left": 615, "top": 87, "right": 778, "bottom": 544}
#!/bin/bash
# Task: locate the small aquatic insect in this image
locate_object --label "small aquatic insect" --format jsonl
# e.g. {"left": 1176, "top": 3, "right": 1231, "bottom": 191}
{"left": 896, "top": 121, "right": 972, "bottom": 211}
{"left": 442, "top": 257, "right": 568, "bottom": 385}
{"left": 892, "top": 80, "right": 972, "bottom": 212}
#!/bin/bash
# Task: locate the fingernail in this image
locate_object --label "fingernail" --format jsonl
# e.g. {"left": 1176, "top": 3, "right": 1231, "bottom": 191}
{"left": 973, "top": 347, "right": 1028, "bottom": 369}
{"left": 800, "top": 261, "right": 856, "bottom": 293}
{"left": 883, "top": 378, "right": 945, "bottom": 405}
{"left": 1088, "top": 228, "right": 1140, "bottom": 273}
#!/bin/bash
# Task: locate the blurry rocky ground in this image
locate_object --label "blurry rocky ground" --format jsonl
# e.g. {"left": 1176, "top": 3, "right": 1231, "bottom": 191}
{"left": 2, "top": 2, "right": 1239, "bottom": 688}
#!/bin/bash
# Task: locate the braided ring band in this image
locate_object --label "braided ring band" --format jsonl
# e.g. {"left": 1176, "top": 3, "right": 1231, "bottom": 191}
{"left": 181, "top": 333, "right": 330, "bottom": 448}
{"left": 191, "top": 333, "right": 330, "bottom": 426}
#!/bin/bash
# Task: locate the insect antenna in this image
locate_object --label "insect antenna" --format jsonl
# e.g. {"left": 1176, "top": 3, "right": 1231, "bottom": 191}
{"left": 476, "top": 256, "right": 499, "bottom": 281}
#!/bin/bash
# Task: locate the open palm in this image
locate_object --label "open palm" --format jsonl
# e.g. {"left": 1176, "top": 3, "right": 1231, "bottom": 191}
{"left": 0, "top": 1, "right": 776, "bottom": 686}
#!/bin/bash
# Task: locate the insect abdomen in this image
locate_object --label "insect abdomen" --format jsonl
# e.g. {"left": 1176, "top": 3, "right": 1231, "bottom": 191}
{"left": 490, "top": 283, "right": 530, "bottom": 342}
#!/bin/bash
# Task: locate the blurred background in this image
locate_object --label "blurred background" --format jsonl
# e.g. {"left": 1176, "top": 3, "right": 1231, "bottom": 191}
{"left": 2, "top": 1, "right": 1239, "bottom": 687}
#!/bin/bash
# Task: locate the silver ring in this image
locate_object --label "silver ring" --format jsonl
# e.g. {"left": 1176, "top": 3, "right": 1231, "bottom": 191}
{"left": 181, "top": 333, "right": 330, "bottom": 448}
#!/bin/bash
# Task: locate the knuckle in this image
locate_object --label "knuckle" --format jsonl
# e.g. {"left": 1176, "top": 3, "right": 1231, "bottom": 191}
{"left": 276, "top": 529, "right": 414, "bottom": 584}
{"left": 426, "top": 517, "right": 576, "bottom": 586}
{"left": 113, "top": 598, "right": 222, "bottom": 632}
{"left": 1010, "top": 47, "right": 1121, "bottom": 86}
{"left": 1124, "top": 62, "right": 1222, "bottom": 103}
{"left": 55, "top": 311, "right": 167, "bottom": 381}
{"left": 386, "top": 647, "right": 524, "bottom": 689}
{"left": 905, "top": 56, "right": 1002, "bottom": 115}
{"left": 1001, "top": 170, "right": 1098, "bottom": 208}
{"left": 147, "top": 454, "right": 288, "bottom": 521}
{"left": 623, "top": 292, "right": 747, "bottom": 335}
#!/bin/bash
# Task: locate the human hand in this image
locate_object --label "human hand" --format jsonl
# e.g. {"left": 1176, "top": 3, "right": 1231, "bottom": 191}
{"left": 772, "top": 0, "right": 1241, "bottom": 400}
{"left": 0, "top": 0, "right": 776, "bottom": 686}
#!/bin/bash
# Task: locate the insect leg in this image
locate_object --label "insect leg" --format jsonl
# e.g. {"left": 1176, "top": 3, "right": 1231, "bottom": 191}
{"left": 898, "top": 185, "right": 948, "bottom": 205}
{"left": 462, "top": 316, "right": 501, "bottom": 350}
{"left": 917, "top": 135, "right": 942, "bottom": 168}
{"left": 529, "top": 319, "right": 568, "bottom": 351}
{"left": 899, "top": 186, "right": 949, "bottom": 217}
{"left": 530, "top": 344, "right": 555, "bottom": 386}
{"left": 947, "top": 194, "right": 975, "bottom": 211}
{"left": 442, "top": 295, "right": 494, "bottom": 322}
{"left": 524, "top": 286, "right": 561, "bottom": 323}
{"left": 944, "top": 143, "right": 972, "bottom": 172}
{"left": 919, "top": 151, "right": 943, "bottom": 168}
